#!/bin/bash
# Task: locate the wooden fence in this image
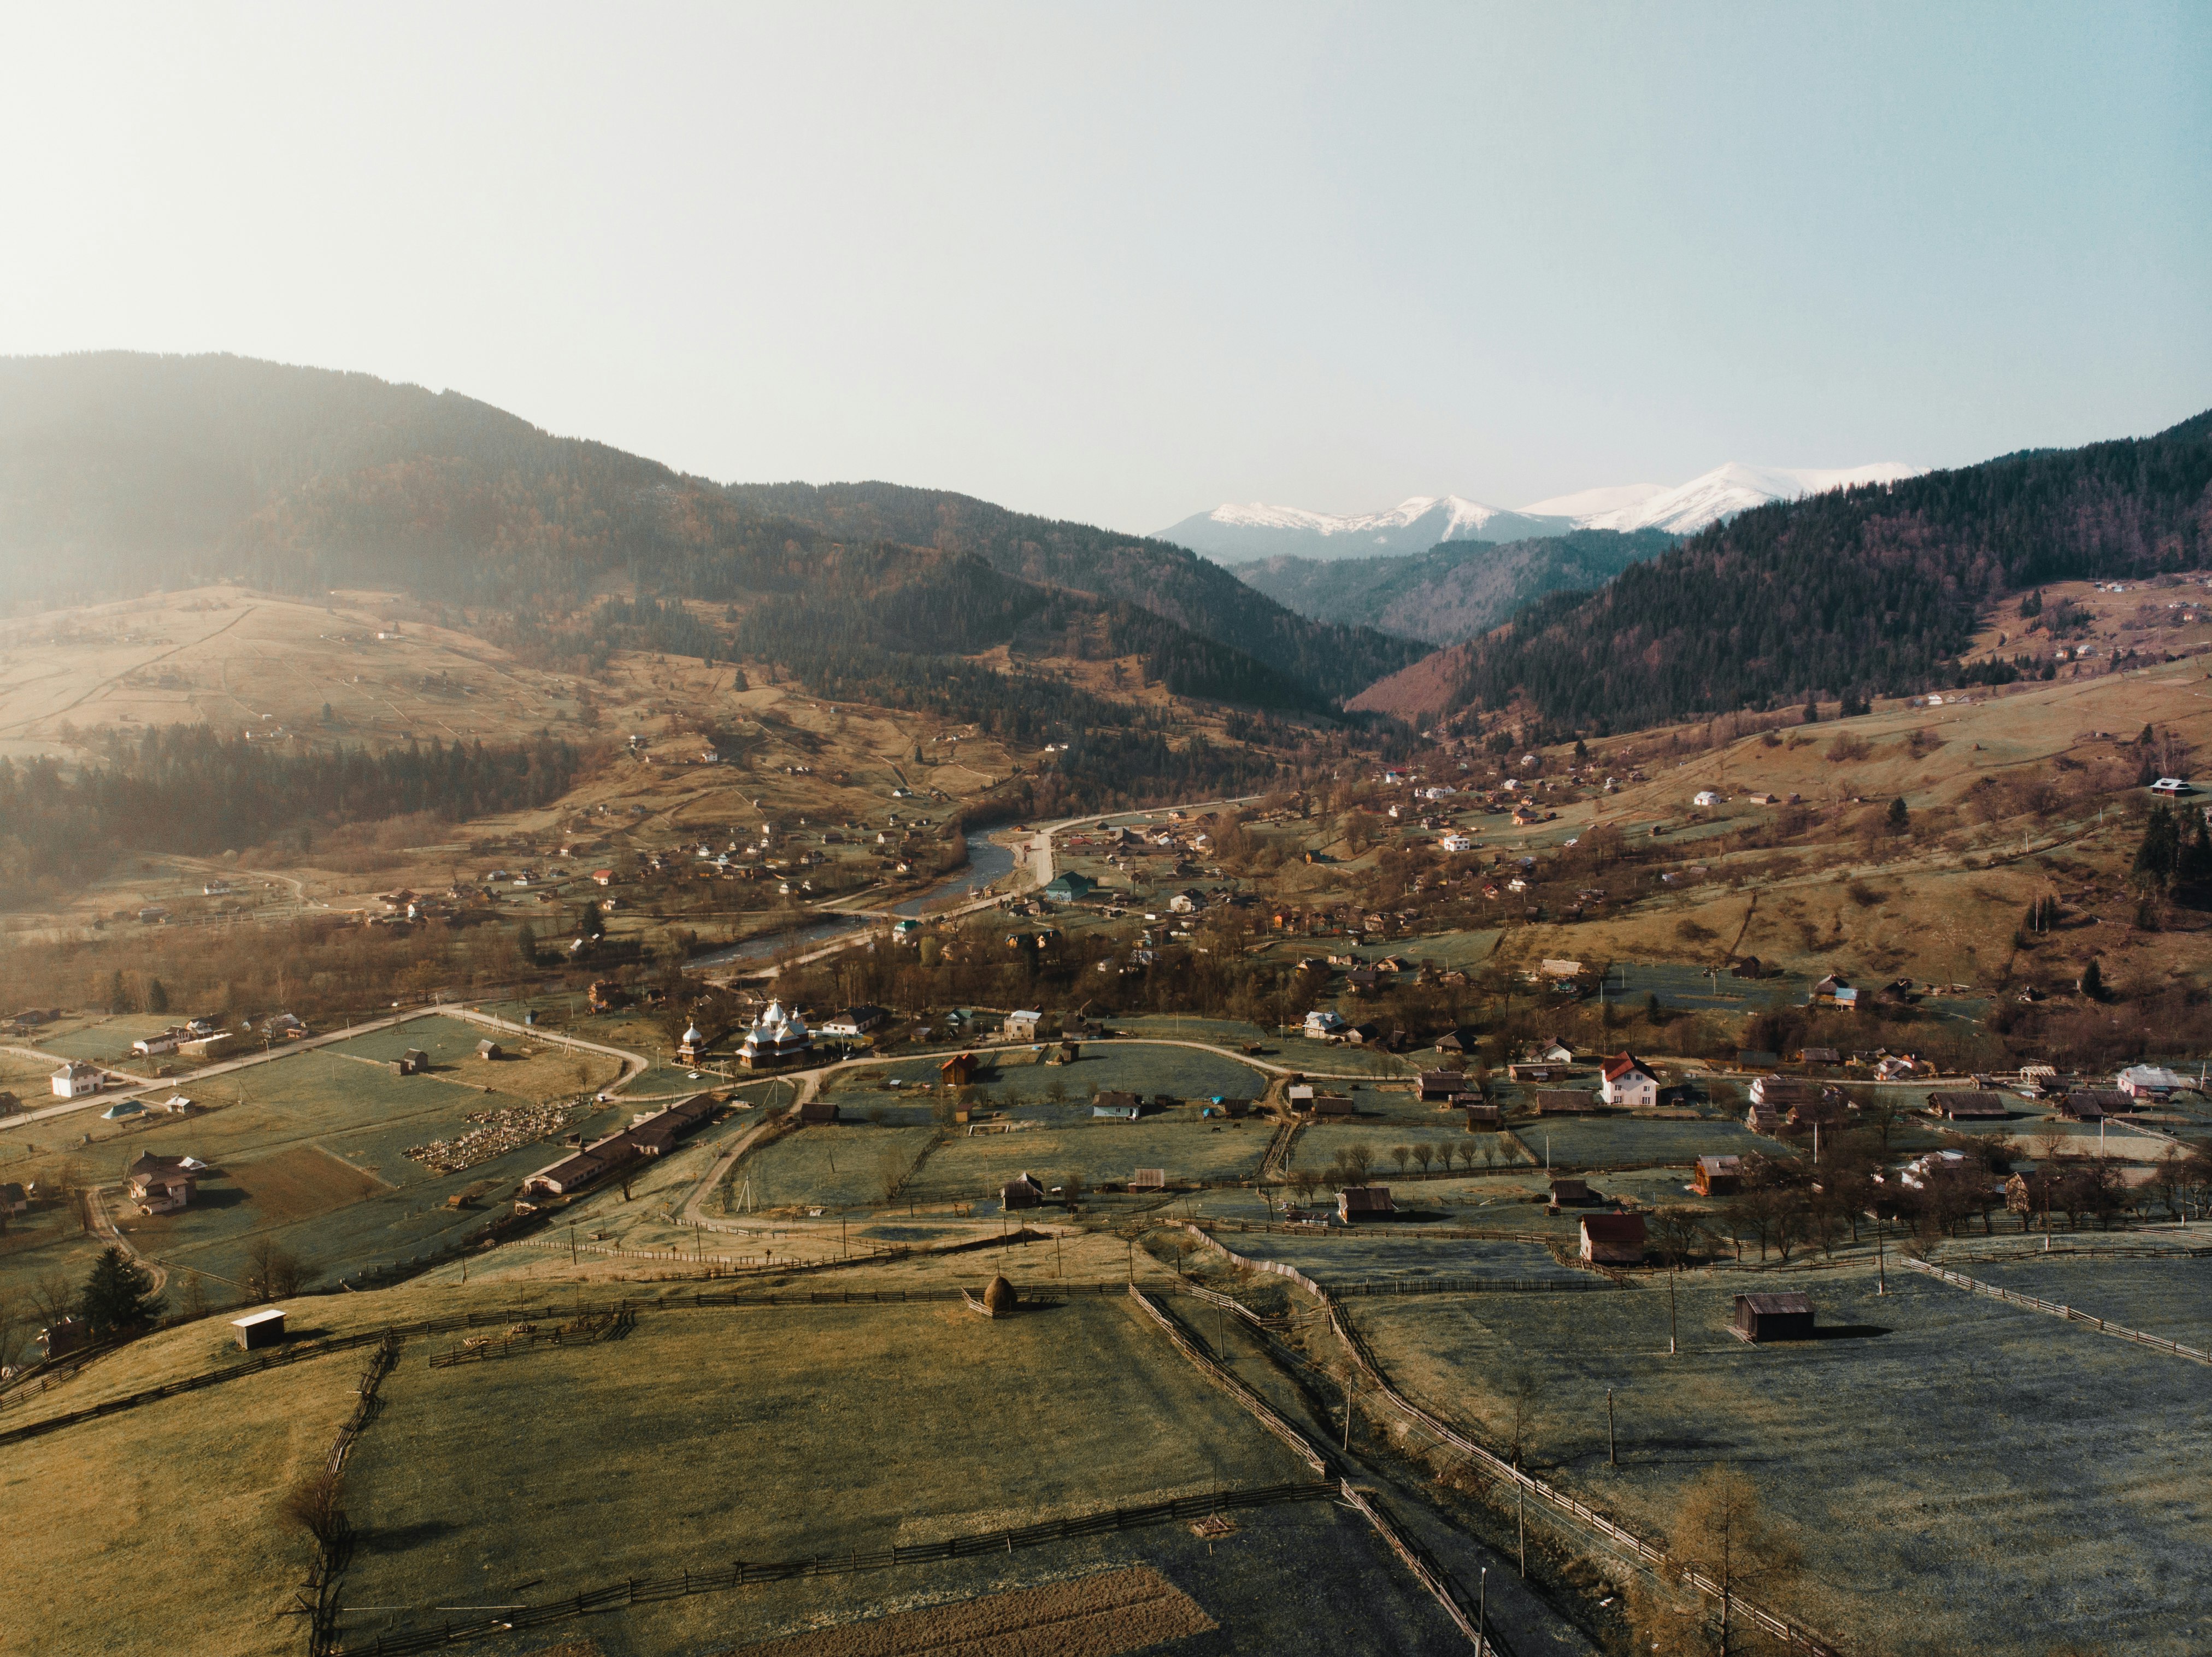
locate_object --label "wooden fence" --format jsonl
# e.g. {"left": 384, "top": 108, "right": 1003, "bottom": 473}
{"left": 1189, "top": 1229, "right": 1842, "bottom": 1656}
{"left": 325, "top": 1482, "right": 1337, "bottom": 1656}
{"left": 1902, "top": 1258, "right": 2212, "bottom": 1365}
{"left": 308, "top": 1337, "right": 401, "bottom": 1655}
{"left": 1125, "top": 1286, "right": 1508, "bottom": 1654}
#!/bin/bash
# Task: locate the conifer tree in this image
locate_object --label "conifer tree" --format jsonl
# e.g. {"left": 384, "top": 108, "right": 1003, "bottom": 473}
{"left": 80, "top": 1246, "right": 162, "bottom": 1335}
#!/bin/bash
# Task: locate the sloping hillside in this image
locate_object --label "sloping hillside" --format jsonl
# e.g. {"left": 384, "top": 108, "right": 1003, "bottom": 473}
{"left": 1234, "top": 528, "right": 1675, "bottom": 645}
{"left": 1352, "top": 410, "right": 2212, "bottom": 730}
{"left": 0, "top": 354, "right": 1360, "bottom": 713}
{"left": 726, "top": 480, "right": 1423, "bottom": 704}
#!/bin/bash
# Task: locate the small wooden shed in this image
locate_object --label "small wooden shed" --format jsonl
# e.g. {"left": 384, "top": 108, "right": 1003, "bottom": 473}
{"left": 1733, "top": 1292, "right": 1815, "bottom": 1343}
{"left": 1549, "top": 1176, "right": 1596, "bottom": 1206}
{"left": 939, "top": 1051, "right": 979, "bottom": 1088}
{"left": 231, "top": 1307, "right": 287, "bottom": 1350}
{"left": 1693, "top": 1155, "right": 1742, "bottom": 1196}
{"left": 397, "top": 1049, "right": 430, "bottom": 1076}
{"left": 476, "top": 1039, "right": 504, "bottom": 1062}
{"left": 1000, "top": 1172, "right": 1045, "bottom": 1210}
{"left": 798, "top": 1101, "right": 838, "bottom": 1125}
{"left": 1929, "top": 1090, "right": 2009, "bottom": 1120}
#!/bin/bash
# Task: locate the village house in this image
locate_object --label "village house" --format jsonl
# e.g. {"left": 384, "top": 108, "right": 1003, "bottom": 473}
{"left": 1092, "top": 1090, "right": 1140, "bottom": 1120}
{"left": 1598, "top": 1053, "right": 1659, "bottom": 1110}
{"left": 819, "top": 1006, "right": 889, "bottom": 1039}
{"left": 50, "top": 1061, "right": 103, "bottom": 1099}
{"left": 1580, "top": 1212, "right": 1647, "bottom": 1264}
{"left": 2116, "top": 1063, "right": 2189, "bottom": 1100}
{"left": 132, "top": 1026, "right": 192, "bottom": 1056}
{"left": 1808, "top": 974, "right": 1858, "bottom": 1010}
{"left": 1004, "top": 1009, "right": 1043, "bottom": 1041}
{"left": 1302, "top": 1008, "right": 1346, "bottom": 1039}
{"left": 1000, "top": 1172, "right": 1045, "bottom": 1209}
{"left": 940, "top": 1051, "right": 980, "bottom": 1088}
{"left": 125, "top": 1153, "right": 198, "bottom": 1214}
{"left": 1417, "top": 1071, "right": 1466, "bottom": 1102}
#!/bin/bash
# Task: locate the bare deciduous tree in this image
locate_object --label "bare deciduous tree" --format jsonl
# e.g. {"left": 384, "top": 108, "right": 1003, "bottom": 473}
{"left": 1662, "top": 1467, "right": 1803, "bottom": 1656}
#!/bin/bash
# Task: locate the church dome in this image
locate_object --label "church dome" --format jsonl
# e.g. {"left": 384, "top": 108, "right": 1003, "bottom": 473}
{"left": 681, "top": 1023, "right": 703, "bottom": 1045}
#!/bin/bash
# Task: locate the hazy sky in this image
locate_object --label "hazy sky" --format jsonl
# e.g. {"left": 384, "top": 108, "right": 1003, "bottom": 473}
{"left": 7, "top": 3, "right": 2208, "bottom": 533}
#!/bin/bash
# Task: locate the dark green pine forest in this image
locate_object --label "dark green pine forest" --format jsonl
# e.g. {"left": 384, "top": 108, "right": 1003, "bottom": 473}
{"left": 1410, "top": 409, "right": 2212, "bottom": 732}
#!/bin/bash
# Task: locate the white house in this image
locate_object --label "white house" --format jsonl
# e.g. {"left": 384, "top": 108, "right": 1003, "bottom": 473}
{"left": 1439, "top": 834, "right": 1474, "bottom": 853}
{"left": 1303, "top": 1008, "right": 1347, "bottom": 1039}
{"left": 132, "top": 1027, "right": 189, "bottom": 1057}
{"left": 2116, "top": 1064, "right": 2189, "bottom": 1100}
{"left": 50, "top": 1062, "right": 103, "bottom": 1099}
{"left": 1005, "top": 1009, "right": 1043, "bottom": 1040}
{"left": 2150, "top": 778, "right": 2192, "bottom": 796}
{"left": 1599, "top": 1053, "right": 1658, "bottom": 1110}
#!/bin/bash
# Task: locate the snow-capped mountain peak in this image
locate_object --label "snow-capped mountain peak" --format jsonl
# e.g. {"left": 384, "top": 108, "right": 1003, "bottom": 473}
{"left": 1570, "top": 461, "right": 1920, "bottom": 535}
{"left": 1161, "top": 461, "right": 1922, "bottom": 565}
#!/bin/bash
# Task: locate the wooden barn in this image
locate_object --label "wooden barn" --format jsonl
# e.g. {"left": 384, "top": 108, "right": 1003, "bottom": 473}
{"left": 1548, "top": 1176, "right": 1597, "bottom": 1206}
{"left": 939, "top": 1051, "right": 980, "bottom": 1088}
{"left": 1418, "top": 1071, "right": 1466, "bottom": 1102}
{"left": 797, "top": 1101, "right": 838, "bottom": 1125}
{"left": 1579, "top": 1212, "right": 1647, "bottom": 1264}
{"left": 476, "top": 1039, "right": 505, "bottom": 1062}
{"left": 1462, "top": 1103, "right": 1502, "bottom": 1130}
{"left": 1929, "top": 1090, "right": 2009, "bottom": 1120}
{"left": 999, "top": 1172, "right": 1045, "bottom": 1209}
{"left": 1693, "top": 1155, "right": 1742, "bottom": 1196}
{"left": 1337, "top": 1185, "right": 1396, "bottom": 1224}
{"left": 397, "top": 1048, "right": 430, "bottom": 1075}
{"left": 1733, "top": 1291, "right": 1816, "bottom": 1342}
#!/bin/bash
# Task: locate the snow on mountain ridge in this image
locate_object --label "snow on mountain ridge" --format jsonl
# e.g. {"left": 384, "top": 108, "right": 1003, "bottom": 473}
{"left": 1207, "top": 493, "right": 1518, "bottom": 537}
{"left": 1576, "top": 461, "right": 1921, "bottom": 534}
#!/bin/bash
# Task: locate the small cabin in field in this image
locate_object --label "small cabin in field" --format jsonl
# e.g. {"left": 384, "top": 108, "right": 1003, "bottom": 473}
{"left": 1693, "top": 1155, "right": 1742, "bottom": 1196}
{"left": 1000, "top": 1172, "right": 1045, "bottom": 1209}
{"left": 1733, "top": 1292, "right": 1816, "bottom": 1343}
{"left": 1337, "top": 1185, "right": 1396, "bottom": 1224}
{"left": 476, "top": 1039, "right": 504, "bottom": 1062}
{"left": 231, "top": 1307, "right": 287, "bottom": 1351}
{"left": 1548, "top": 1177, "right": 1597, "bottom": 1207}
{"left": 940, "top": 1052, "right": 980, "bottom": 1088}
{"left": 397, "top": 1048, "right": 431, "bottom": 1075}
{"left": 1929, "top": 1091, "right": 2009, "bottom": 1120}
{"left": 797, "top": 1101, "right": 838, "bottom": 1125}
{"left": 1462, "top": 1103, "right": 1502, "bottom": 1130}
{"left": 1418, "top": 1071, "right": 1465, "bottom": 1102}
{"left": 1579, "top": 1212, "right": 1647, "bottom": 1264}
{"left": 1092, "top": 1090, "right": 1140, "bottom": 1120}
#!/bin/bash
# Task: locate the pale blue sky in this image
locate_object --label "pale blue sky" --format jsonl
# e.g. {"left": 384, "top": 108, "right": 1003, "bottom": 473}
{"left": 5, "top": 2, "right": 2206, "bottom": 531}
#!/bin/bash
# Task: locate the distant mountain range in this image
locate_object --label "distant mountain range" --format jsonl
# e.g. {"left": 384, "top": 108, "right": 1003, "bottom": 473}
{"left": 1234, "top": 528, "right": 1679, "bottom": 647}
{"left": 1157, "top": 461, "right": 1922, "bottom": 563}
{"left": 1349, "top": 412, "right": 2212, "bottom": 730}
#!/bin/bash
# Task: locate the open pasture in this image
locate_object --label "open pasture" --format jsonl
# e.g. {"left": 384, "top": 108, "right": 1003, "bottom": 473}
{"left": 23, "top": 1014, "right": 181, "bottom": 1066}
{"left": 337, "top": 1298, "right": 1325, "bottom": 1647}
{"left": 326, "top": 1015, "right": 622, "bottom": 1102}
{"left": 1222, "top": 1230, "right": 1590, "bottom": 1286}
{"left": 733, "top": 1123, "right": 941, "bottom": 1210}
{"left": 0, "top": 1347, "right": 368, "bottom": 1657}
{"left": 3, "top": 1041, "right": 634, "bottom": 1294}
{"left": 1510, "top": 1114, "right": 1770, "bottom": 1168}
{"left": 903, "top": 1119, "right": 1270, "bottom": 1201}
{"left": 1960, "top": 1252, "right": 2212, "bottom": 1348}
{"left": 1355, "top": 1266, "right": 2212, "bottom": 1656}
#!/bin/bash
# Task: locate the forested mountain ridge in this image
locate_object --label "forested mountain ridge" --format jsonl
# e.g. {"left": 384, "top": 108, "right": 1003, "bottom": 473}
{"left": 725, "top": 480, "right": 1423, "bottom": 703}
{"left": 1351, "top": 410, "right": 2212, "bottom": 730}
{"left": 0, "top": 353, "right": 1415, "bottom": 710}
{"left": 1234, "top": 527, "right": 1677, "bottom": 645}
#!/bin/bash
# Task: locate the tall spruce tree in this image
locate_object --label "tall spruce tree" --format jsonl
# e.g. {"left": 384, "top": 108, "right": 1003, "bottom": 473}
{"left": 80, "top": 1246, "right": 162, "bottom": 1335}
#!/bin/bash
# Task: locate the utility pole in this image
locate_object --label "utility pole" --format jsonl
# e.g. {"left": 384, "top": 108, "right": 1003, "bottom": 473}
{"left": 1668, "top": 1266, "right": 1679, "bottom": 1354}
{"left": 1516, "top": 1481, "right": 1526, "bottom": 1576}
{"left": 1876, "top": 1215, "right": 1888, "bottom": 1294}
{"left": 1478, "top": 1569, "right": 1487, "bottom": 1656}
{"left": 1607, "top": 1388, "right": 1616, "bottom": 1466}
